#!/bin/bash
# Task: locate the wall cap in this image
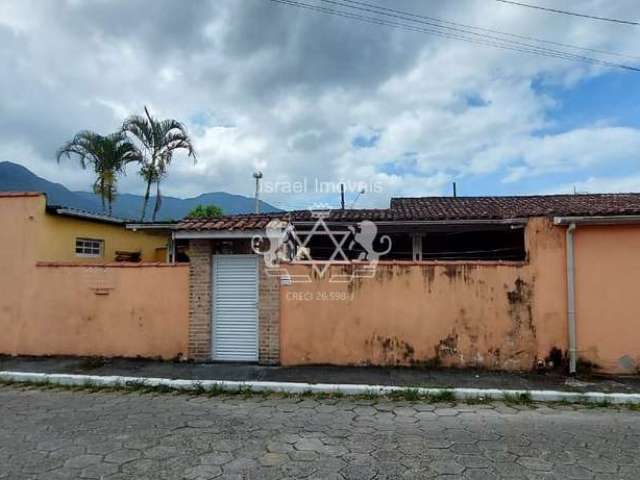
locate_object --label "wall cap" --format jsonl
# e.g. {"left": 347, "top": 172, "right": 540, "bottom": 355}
{"left": 36, "top": 261, "right": 188, "bottom": 268}
{"left": 287, "top": 260, "right": 527, "bottom": 267}
{"left": 0, "top": 191, "right": 43, "bottom": 198}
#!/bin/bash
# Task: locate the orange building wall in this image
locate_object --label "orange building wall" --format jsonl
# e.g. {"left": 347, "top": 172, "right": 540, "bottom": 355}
{"left": 280, "top": 218, "right": 569, "bottom": 371}
{"left": 574, "top": 225, "right": 640, "bottom": 373}
{"left": 1, "top": 263, "right": 189, "bottom": 359}
{"left": 0, "top": 193, "right": 189, "bottom": 359}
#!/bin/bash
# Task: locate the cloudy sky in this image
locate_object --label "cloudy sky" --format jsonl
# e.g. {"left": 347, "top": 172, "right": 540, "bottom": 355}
{"left": 1, "top": 0, "right": 639, "bottom": 210}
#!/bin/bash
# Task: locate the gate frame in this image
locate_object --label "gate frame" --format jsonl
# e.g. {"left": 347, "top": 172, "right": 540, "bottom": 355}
{"left": 211, "top": 254, "right": 259, "bottom": 362}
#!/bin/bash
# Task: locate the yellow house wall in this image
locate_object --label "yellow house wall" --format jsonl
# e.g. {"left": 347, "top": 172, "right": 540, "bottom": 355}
{"left": 34, "top": 200, "right": 168, "bottom": 262}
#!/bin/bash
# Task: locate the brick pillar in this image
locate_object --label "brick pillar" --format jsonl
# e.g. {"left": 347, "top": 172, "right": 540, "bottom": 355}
{"left": 188, "top": 239, "right": 212, "bottom": 360}
{"left": 259, "top": 261, "right": 281, "bottom": 365}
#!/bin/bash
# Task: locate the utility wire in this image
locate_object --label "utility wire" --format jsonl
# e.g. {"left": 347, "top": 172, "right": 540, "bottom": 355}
{"left": 332, "top": 0, "right": 640, "bottom": 61}
{"left": 267, "top": 0, "right": 581, "bottom": 64}
{"left": 265, "top": 0, "right": 640, "bottom": 72}
{"left": 318, "top": 0, "right": 639, "bottom": 63}
{"left": 494, "top": 0, "right": 640, "bottom": 26}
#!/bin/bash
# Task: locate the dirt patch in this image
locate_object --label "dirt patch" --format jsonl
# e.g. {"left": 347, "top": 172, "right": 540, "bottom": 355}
{"left": 503, "top": 277, "right": 537, "bottom": 369}
{"left": 544, "top": 347, "right": 565, "bottom": 370}
{"left": 420, "top": 265, "right": 436, "bottom": 291}
{"left": 430, "top": 333, "right": 462, "bottom": 368}
{"left": 441, "top": 264, "right": 477, "bottom": 284}
{"left": 365, "top": 335, "right": 416, "bottom": 365}
{"left": 436, "top": 333, "right": 458, "bottom": 356}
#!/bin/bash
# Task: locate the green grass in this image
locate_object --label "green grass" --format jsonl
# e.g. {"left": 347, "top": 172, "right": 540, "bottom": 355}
{"left": 310, "top": 390, "right": 344, "bottom": 400}
{"left": 356, "top": 390, "right": 379, "bottom": 400}
{"left": 390, "top": 388, "right": 421, "bottom": 401}
{"left": 503, "top": 391, "right": 533, "bottom": 405}
{"left": 192, "top": 381, "right": 206, "bottom": 395}
{"left": 386, "top": 388, "right": 456, "bottom": 403}
{"left": 0, "top": 378, "right": 638, "bottom": 410}
{"left": 207, "top": 383, "right": 226, "bottom": 397}
{"left": 429, "top": 390, "right": 456, "bottom": 403}
{"left": 591, "top": 399, "right": 612, "bottom": 408}
{"left": 463, "top": 395, "right": 493, "bottom": 405}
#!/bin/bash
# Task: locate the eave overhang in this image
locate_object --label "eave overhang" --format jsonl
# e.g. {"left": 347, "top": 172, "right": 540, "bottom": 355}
{"left": 554, "top": 215, "right": 640, "bottom": 226}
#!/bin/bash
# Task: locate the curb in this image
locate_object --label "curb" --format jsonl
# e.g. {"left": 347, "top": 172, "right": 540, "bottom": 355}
{"left": 1, "top": 371, "right": 639, "bottom": 405}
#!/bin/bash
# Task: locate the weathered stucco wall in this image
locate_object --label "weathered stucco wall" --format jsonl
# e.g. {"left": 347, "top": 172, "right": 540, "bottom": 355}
{"left": 281, "top": 218, "right": 568, "bottom": 371}
{"left": 574, "top": 225, "right": 640, "bottom": 374}
{"left": 0, "top": 263, "right": 189, "bottom": 359}
{"left": 0, "top": 193, "right": 189, "bottom": 359}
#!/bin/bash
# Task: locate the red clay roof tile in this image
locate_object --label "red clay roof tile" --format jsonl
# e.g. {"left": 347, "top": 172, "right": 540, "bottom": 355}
{"left": 177, "top": 193, "right": 640, "bottom": 230}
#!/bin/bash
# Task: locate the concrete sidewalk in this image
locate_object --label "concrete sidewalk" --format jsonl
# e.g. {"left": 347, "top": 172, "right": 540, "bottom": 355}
{"left": 2, "top": 355, "right": 640, "bottom": 394}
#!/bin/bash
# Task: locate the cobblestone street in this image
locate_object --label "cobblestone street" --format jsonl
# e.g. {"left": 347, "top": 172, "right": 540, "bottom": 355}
{"left": 1, "top": 386, "right": 639, "bottom": 479}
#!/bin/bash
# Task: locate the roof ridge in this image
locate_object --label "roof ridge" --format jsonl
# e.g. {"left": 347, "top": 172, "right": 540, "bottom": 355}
{"left": 391, "top": 193, "right": 640, "bottom": 200}
{"left": 0, "top": 191, "right": 43, "bottom": 198}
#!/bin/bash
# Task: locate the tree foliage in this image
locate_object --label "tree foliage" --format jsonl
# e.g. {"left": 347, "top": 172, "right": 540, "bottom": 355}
{"left": 56, "top": 131, "right": 141, "bottom": 215}
{"left": 122, "top": 106, "right": 197, "bottom": 221}
{"left": 187, "top": 204, "right": 224, "bottom": 218}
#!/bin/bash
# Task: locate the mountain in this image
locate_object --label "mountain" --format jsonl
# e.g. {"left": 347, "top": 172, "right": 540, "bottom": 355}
{"left": 0, "top": 161, "right": 282, "bottom": 220}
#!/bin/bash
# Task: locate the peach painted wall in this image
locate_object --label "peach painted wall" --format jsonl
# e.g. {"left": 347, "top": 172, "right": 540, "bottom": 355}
{"left": 574, "top": 225, "right": 640, "bottom": 373}
{"left": 281, "top": 218, "right": 568, "bottom": 371}
{"left": 0, "top": 263, "right": 189, "bottom": 359}
{"left": 0, "top": 194, "right": 189, "bottom": 359}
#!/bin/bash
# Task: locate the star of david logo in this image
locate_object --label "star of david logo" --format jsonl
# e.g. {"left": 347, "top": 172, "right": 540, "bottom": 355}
{"left": 289, "top": 212, "right": 351, "bottom": 279}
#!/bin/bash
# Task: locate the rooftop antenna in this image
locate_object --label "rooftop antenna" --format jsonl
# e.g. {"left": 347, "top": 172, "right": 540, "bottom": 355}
{"left": 350, "top": 188, "right": 366, "bottom": 208}
{"left": 340, "top": 183, "right": 345, "bottom": 210}
{"left": 452, "top": 182, "right": 457, "bottom": 197}
{"left": 253, "top": 171, "right": 263, "bottom": 213}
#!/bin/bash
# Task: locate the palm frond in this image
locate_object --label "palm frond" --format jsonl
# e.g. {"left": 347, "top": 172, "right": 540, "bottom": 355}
{"left": 123, "top": 105, "right": 197, "bottom": 220}
{"left": 56, "top": 129, "right": 142, "bottom": 214}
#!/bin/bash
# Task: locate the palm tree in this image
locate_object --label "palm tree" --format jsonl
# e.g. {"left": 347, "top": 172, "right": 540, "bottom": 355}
{"left": 123, "top": 106, "right": 196, "bottom": 221}
{"left": 57, "top": 131, "right": 141, "bottom": 216}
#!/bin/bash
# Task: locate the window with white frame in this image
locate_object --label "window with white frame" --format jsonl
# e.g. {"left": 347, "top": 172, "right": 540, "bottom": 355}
{"left": 75, "top": 238, "right": 103, "bottom": 257}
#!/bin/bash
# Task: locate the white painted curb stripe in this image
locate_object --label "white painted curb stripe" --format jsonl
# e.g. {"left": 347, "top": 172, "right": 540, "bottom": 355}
{"left": 1, "top": 371, "right": 639, "bottom": 405}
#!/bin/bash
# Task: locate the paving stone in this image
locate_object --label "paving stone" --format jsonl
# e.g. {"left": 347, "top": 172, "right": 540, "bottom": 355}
{"left": 63, "top": 454, "right": 102, "bottom": 469}
{"left": 430, "top": 458, "right": 465, "bottom": 475}
{"left": 104, "top": 448, "right": 141, "bottom": 464}
{"left": 259, "top": 452, "right": 288, "bottom": 466}
{"left": 464, "top": 468, "right": 500, "bottom": 480}
{"left": 178, "top": 464, "right": 219, "bottom": 479}
{"left": 79, "top": 462, "right": 119, "bottom": 479}
{"left": 0, "top": 386, "right": 639, "bottom": 479}
{"left": 199, "top": 452, "right": 233, "bottom": 465}
{"left": 518, "top": 456, "right": 554, "bottom": 471}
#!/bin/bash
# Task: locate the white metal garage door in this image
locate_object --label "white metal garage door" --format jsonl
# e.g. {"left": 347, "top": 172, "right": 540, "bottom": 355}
{"left": 212, "top": 254, "right": 259, "bottom": 361}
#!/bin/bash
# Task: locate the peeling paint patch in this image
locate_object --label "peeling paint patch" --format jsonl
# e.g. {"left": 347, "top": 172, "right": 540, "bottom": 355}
{"left": 365, "top": 335, "right": 416, "bottom": 364}
{"left": 434, "top": 333, "right": 459, "bottom": 366}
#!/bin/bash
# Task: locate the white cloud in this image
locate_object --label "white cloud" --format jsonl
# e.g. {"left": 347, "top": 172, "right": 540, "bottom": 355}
{"left": 1, "top": 0, "right": 639, "bottom": 210}
{"left": 547, "top": 174, "right": 640, "bottom": 195}
{"left": 500, "top": 127, "right": 640, "bottom": 182}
